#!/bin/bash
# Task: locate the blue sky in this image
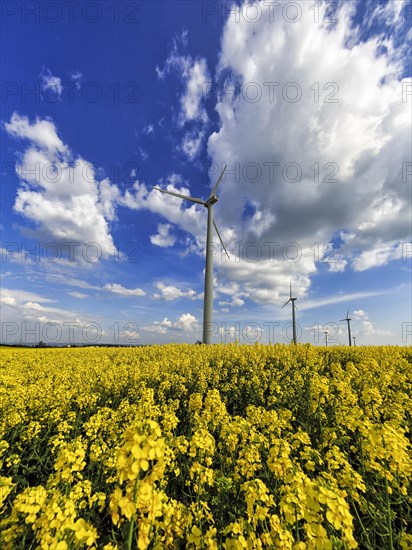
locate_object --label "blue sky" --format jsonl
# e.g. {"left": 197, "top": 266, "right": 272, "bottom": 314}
{"left": 1, "top": 0, "right": 411, "bottom": 345}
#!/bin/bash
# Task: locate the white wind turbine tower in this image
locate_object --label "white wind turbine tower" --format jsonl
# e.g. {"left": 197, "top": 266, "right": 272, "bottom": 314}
{"left": 340, "top": 307, "right": 352, "bottom": 346}
{"left": 282, "top": 281, "right": 297, "bottom": 344}
{"left": 153, "top": 166, "right": 229, "bottom": 344}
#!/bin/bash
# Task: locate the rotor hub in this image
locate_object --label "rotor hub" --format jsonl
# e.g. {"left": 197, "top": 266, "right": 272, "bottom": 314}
{"left": 205, "top": 194, "right": 218, "bottom": 206}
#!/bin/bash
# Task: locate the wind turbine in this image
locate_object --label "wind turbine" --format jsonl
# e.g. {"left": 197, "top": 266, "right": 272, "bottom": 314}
{"left": 353, "top": 336, "right": 357, "bottom": 346}
{"left": 153, "top": 166, "right": 229, "bottom": 344}
{"left": 324, "top": 330, "right": 328, "bottom": 347}
{"left": 340, "top": 307, "right": 352, "bottom": 346}
{"left": 282, "top": 281, "right": 297, "bottom": 344}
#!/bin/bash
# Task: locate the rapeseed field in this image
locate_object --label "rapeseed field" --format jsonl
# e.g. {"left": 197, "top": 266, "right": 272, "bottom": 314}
{"left": 0, "top": 344, "right": 411, "bottom": 549}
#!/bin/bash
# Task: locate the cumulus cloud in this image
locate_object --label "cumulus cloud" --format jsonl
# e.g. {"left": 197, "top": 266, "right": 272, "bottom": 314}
{"left": 143, "top": 317, "right": 172, "bottom": 334}
{"left": 174, "top": 312, "right": 199, "bottom": 331}
{"left": 150, "top": 223, "right": 176, "bottom": 248}
{"left": 5, "top": 112, "right": 68, "bottom": 153}
{"left": 352, "top": 309, "right": 368, "bottom": 319}
{"left": 352, "top": 243, "right": 404, "bottom": 271}
{"left": 218, "top": 296, "right": 245, "bottom": 308}
{"left": 103, "top": 283, "right": 145, "bottom": 296}
{"left": 142, "top": 312, "right": 199, "bottom": 334}
{"left": 120, "top": 174, "right": 205, "bottom": 246}
{"left": 133, "top": 1, "right": 410, "bottom": 306}
{"left": 4, "top": 112, "right": 120, "bottom": 262}
{"left": 152, "top": 281, "right": 202, "bottom": 301}
{"left": 201, "top": 0, "right": 411, "bottom": 300}
{"left": 216, "top": 282, "right": 246, "bottom": 307}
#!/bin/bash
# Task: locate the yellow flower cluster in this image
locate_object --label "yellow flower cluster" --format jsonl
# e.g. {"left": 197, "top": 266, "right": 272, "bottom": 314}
{"left": 0, "top": 343, "right": 411, "bottom": 548}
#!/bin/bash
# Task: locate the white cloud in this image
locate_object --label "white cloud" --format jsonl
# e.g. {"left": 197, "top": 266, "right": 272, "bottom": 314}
{"left": 181, "top": 131, "right": 204, "bottom": 159}
{"left": 67, "top": 291, "right": 88, "bottom": 299}
{"left": 152, "top": 281, "right": 201, "bottom": 301}
{"left": 218, "top": 296, "right": 244, "bottom": 307}
{"left": 142, "top": 312, "right": 199, "bottom": 334}
{"left": 142, "top": 317, "right": 172, "bottom": 334}
{"left": 156, "top": 30, "right": 188, "bottom": 79}
{"left": 7, "top": 1, "right": 409, "bottom": 318}
{"left": 0, "top": 286, "right": 116, "bottom": 345}
{"left": 5, "top": 112, "right": 67, "bottom": 153}
{"left": 352, "top": 309, "right": 368, "bottom": 319}
{"left": 1, "top": 288, "right": 56, "bottom": 305}
{"left": 202, "top": 0, "right": 411, "bottom": 300}
{"left": 180, "top": 58, "right": 210, "bottom": 124}
{"left": 216, "top": 281, "right": 247, "bottom": 308}
{"left": 150, "top": 223, "right": 176, "bottom": 248}
{"left": 0, "top": 287, "right": 86, "bottom": 329}
{"left": 218, "top": 325, "right": 238, "bottom": 338}
{"left": 174, "top": 312, "right": 198, "bottom": 331}
{"left": 40, "top": 67, "right": 63, "bottom": 100}
{"left": 4, "top": 113, "right": 120, "bottom": 261}
{"left": 120, "top": 175, "right": 205, "bottom": 247}
{"left": 126, "top": 1, "right": 410, "bottom": 307}
{"left": 103, "top": 283, "right": 145, "bottom": 296}
{"left": 45, "top": 273, "right": 100, "bottom": 290}
{"left": 352, "top": 243, "right": 403, "bottom": 271}
{"left": 299, "top": 289, "right": 391, "bottom": 311}
{"left": 1, "top": 246, "right": 33, "bottom": 265}
{"left": 156, "top": 31, "right": 210, "bottom": 159}
{"left": 328, "top": 259, "right": 348, "bottom": 273}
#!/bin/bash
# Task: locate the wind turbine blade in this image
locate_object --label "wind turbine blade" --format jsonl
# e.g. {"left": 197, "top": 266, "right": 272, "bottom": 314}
{"left": 346, "top": 307, "right": 350, "bottom": 319}
{"left": 153, "top": 187, "right": 205, "bottom": 205}
{"left": 213, "top": 220, "right": 230, "bottom": 259}
{"left": 290, "top": 280, "right": 292, "bottom": 298}
{"left": 208, "top": 165, "right": 227, "bottom": 199}
{"left": 339, "top": 319, "right": 346, "bottom": 322}
{"left": 282, "top": 299, "right": 291, "bottom": 309}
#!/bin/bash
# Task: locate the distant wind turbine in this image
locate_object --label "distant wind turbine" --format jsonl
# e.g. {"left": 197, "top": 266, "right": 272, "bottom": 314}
{"left": 353, "top": 336, "right": 357, "bottom": 346}
{"left": 324, "top": 330, "right": 328, "bottom": 347}
{"left": 340, "top": 307, "right": 352, "bottom": 346}
{"left": 154, "top": 166, "right": 229, "bottom": 344}
{"left": 282, "top": 281, "right": 297, "bottom": 344}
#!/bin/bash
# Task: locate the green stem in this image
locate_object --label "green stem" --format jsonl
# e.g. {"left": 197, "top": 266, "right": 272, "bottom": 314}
{"left": 295, "top": 504, "right": 300, "bottom": 543}
{"left": 385, "top": 476, "right": 394, "bottom": 550}
{"left": 127, "top": 476, "right": 139, "bottom": 550}
{"left": 351, "top": 499, "right": 373, "bottom": 550}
